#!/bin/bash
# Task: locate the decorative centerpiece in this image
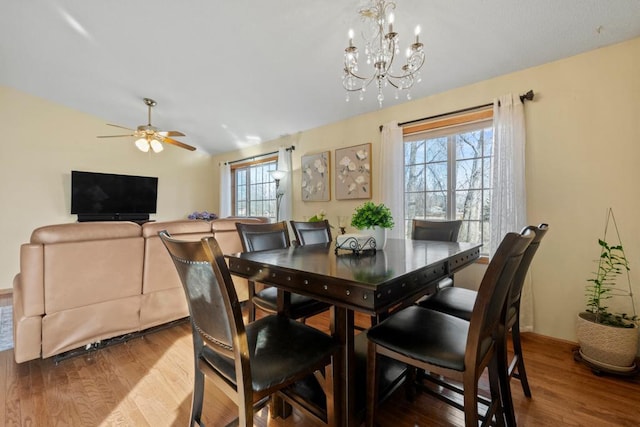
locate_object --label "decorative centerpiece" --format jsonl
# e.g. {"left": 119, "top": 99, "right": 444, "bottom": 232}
{"left": 187, "top": 211, "right": 218, "bottom": 221}
{"left": 335, "top": 233, "right": 376, "bottom": 255}
{"left": 349, "top": 201, "right": 394, "bottom": 249}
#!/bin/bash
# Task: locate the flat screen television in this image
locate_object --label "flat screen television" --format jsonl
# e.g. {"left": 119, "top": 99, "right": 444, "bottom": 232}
{"left": 71, "top": 170, "right": 158, "bottom": 222}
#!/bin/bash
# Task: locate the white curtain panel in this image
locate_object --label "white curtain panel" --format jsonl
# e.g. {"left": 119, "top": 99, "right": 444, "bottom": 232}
{"left": 490, "top": 93, "right": 531, "bottom": 330}
{"left": 277, "top": 147, "right": 293, "bottom": 221}
{"left": 380, "top": 121, "right": 405, "bottom": 239}
{"left": 219, "top": 162, "right": 232, "bottom": 218}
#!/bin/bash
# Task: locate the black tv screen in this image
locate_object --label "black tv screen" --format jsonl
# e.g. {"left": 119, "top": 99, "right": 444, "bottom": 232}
{"left": 71, "top": 171, "right": 158, "bottom": 217}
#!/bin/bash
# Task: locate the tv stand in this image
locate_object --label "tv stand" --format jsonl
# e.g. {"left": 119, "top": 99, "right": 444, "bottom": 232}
{"left": 77, "top": 213, "right": 150, "bottom": 223}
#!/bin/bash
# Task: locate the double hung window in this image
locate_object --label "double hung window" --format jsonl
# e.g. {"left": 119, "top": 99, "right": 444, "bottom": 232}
{"left": 232, "top": 158, "right": 278, "bottom": 220}
{"left": 403, "top": 110, "right": 493, "bottom": 254}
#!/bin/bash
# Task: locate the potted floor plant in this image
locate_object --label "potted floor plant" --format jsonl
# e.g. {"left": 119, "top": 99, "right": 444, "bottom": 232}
{"left": 351, "top": 202, "right": 394, "bottom": 249}
{"left": 576, "top": 208, "right": 638, "bottom": 372}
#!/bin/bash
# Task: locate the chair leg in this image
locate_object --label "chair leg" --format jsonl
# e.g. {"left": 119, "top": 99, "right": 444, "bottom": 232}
{"left": 247, "top": 281, "right": 256, "bottom": 322}
{"left": 239, "top": 396, "right": 253, "bottom": 427}
{"left": 462, "top": 373, "right": 480, "bottom": 427}
{"left": 488, "top": 355, "right": 506, "bottom": 427}
{"left": 324, "top": 362, "right": 336, "bottom": 427}
{"left": 404, "top": 366, "right": 417, "bottom": 402}
{"left": 497, "top": 330, "right": 516, "bottom": 427}
{"left": 366, "top": 341, "right": 380, "bottom": 427}
{"left": 190, "top": 368, "right": 205, "bottom": 426}
{"left": 511, "top": 318, "right": 532, "bottom": 397}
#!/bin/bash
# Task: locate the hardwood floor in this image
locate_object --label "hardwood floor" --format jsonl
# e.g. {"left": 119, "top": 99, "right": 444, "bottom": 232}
{"left": 1, "top": 309, "right": 639, "bottom": 426}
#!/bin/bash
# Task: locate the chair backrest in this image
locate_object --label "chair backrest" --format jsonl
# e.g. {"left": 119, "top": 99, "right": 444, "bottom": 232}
{"left": 466, "top": 229, "right": 534, "bottom": 368}
{"left": 236, "top": 221, "right": 290, "bottom": 252}
{"left": 159, "top": 231, "right": 245, "bottom": 370}
{"left": 411, "top": 219, "right": 463, "bottom": 242}
{"left": 290, "top": 220, "right": 333, "bottom": 246}
{"left": 506, "top": 223, "right": 549, "bottom": 322}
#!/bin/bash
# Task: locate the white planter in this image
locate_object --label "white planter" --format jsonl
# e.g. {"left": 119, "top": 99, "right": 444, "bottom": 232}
{"left": 368, "top": 226, "right": 387, "bottom": 249}
{"left": 576, "top": 312, "right": 639, "bottom": 370}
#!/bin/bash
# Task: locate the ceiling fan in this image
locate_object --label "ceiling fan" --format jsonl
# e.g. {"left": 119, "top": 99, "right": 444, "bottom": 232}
{"left": 97, "top": 98, "right": 196, "bottom": 152}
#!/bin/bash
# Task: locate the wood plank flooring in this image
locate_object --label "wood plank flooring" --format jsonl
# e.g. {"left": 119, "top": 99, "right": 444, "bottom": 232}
{"left": 1, "top": 309, "right": 640, "bottom": 426}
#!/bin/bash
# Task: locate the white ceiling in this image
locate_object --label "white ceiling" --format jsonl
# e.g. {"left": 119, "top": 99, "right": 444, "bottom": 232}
{"left": 2, "top": 1, "right": 640, "bottom": 155}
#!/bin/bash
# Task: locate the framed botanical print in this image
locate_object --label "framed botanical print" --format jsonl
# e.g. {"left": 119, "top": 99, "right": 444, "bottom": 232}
{"left": 335, "top": 143, "right": 371, "bottom": 200}
{"left": 301, "top": 151, "right": 330, "bottom": 201}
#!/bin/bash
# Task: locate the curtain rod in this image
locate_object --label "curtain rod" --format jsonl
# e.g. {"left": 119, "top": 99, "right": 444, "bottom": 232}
{"left": 224, "top": 145, "right": 295, "bottom": 165}
{"left": 379, "top": 90, "right": 535, "bottom": 132}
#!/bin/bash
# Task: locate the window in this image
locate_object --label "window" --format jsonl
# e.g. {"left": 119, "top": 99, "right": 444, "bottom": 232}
{"left": 403, "top": 110, "right": 493, "bottom": 254}
{"left": 232, "top": 158, "right": 278, "bottom": 220}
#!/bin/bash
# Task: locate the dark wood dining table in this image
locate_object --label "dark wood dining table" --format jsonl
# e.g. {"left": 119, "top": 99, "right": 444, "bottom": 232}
{"left": 227, "top": 238, "right": 481, "bottom": 426}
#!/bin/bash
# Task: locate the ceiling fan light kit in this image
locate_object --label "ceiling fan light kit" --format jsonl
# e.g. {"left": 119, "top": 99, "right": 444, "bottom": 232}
{"left": 135, "top": 138, "right": 150, "bottom": 152}
{"left": 97, "top": 98, "right": 195, "bottom": 152}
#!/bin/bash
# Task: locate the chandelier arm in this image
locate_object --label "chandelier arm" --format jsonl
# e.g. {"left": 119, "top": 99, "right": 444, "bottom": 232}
{"left": 387, "top": 54, "right": 425, "bottom": 80}
{"left": 385, "top": 78, "right": 403, "bottom": 89}
{"left": 343, "top": 65, "right": 370, "bottom": 81}
{"left": 343, "top": 74, "right": 377, "bottom": 91}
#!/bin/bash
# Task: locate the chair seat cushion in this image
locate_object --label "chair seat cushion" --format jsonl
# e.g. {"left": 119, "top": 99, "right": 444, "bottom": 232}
{"left": 202, "top": 315, "right": 338, "bottom": 393}
{"left": 418, "top": 287, "right": 477, "bottom": 321}
{"left": 367, "top": 305, "right": 490, "bottom": 372}
{"left": 253, "top": 287, "right": 330, "bottom": 319}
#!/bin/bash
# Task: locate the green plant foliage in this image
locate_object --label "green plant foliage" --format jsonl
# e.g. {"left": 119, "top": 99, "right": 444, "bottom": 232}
{"left": 308, "top": 209, "right": 326, "bottom": 222}
{"left": 586, "top": 238, "right": 637, "bottom": 328}
{"left": 351, "top": 202, "right": 394, "bottom": 230}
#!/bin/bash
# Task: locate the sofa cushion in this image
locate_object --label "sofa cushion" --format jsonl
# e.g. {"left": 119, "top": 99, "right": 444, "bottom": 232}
{"left": 141, "top": 219, "right": 212, "bottom": 238}
{"left": 141, "top": 220, "right": 214, "bottom": 295}
{"left": 43, "top": 236, "right": 144, "bottom": 313}
{"left": 31, "top": 221, "right": 141, "bottom": 244}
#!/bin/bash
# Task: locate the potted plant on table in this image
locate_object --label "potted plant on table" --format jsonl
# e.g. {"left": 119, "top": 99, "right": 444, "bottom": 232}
{"left": 576, "top": 208, "right": 638, "bottom": 373}
{"left": 351, "top": 202, "right": 394, "bottom": 249}
{"left": 308, "top": 209, "right": 327, "bottom": 222}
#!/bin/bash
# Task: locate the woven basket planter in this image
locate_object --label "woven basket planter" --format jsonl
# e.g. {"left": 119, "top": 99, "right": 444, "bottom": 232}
{"left": 576, "top": 312, "right": 638, "bottom": 369}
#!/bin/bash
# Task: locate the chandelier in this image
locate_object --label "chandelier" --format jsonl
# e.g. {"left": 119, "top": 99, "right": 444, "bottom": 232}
{"left": 342, "top": 0, "right": 425, "bottom": 107}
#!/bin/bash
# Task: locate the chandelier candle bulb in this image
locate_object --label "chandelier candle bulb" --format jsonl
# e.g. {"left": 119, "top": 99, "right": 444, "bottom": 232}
{"left": 388, "top": 13, "right": 394, "bottom": 33}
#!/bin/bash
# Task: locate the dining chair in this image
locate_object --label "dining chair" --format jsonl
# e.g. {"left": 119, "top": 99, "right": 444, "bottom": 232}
{"left": 411, "top": 218, "right": 463, "bottom": 242}
{"left": 235, "top": 221, "right": 331, "bottom": 322}
{"left": 159, "top": 231, "right": 339, "bottom": 427}
{"left": 366, "top": 230, "right": 534, "bottom": 427}
{"left": 290, "top": 219, "right": 333, "bottom": 246}
{"left": 411, "top": 219, "right": 463, "bottom": 289}
{"left": 418, "top": 223, "right": 548, "bottom": 400}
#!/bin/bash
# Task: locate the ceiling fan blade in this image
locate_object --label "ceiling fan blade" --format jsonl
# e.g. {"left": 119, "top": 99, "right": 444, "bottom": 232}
{"left": 160, "top": 136, "right": 196, "bottom": 151}
{"left": 106, "top": 123, "right": 134, "bottom": 131}
{"left": 97, "top": 134, "right": 134, "bottom": 138}
{"left": 158, "top": 130, "right": 186, "bottom": 137}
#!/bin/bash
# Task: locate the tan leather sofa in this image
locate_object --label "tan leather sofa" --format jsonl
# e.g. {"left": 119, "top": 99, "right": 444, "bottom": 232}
{"left": 12, "top": 217, "right": 268, "bottom": 363}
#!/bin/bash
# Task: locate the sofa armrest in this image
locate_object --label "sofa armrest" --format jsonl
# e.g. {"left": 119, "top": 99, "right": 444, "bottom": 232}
{"left": 17, "top": 243, "right": 45, "bottom": 316}
{"left": 13, "top": 272, "right": 43, "bottom": 363}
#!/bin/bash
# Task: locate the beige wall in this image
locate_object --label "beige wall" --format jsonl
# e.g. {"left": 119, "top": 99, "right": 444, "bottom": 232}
{"left": 0, "top": 86, "right": 217, "bottom": 293}
{"left": 211, "top": 37, "right": 640, "bottom": 343}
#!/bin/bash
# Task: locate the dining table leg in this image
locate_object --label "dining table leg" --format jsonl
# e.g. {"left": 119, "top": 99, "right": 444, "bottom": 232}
{"left": 330, "top": 305, "right": 356, "bottom": 427}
